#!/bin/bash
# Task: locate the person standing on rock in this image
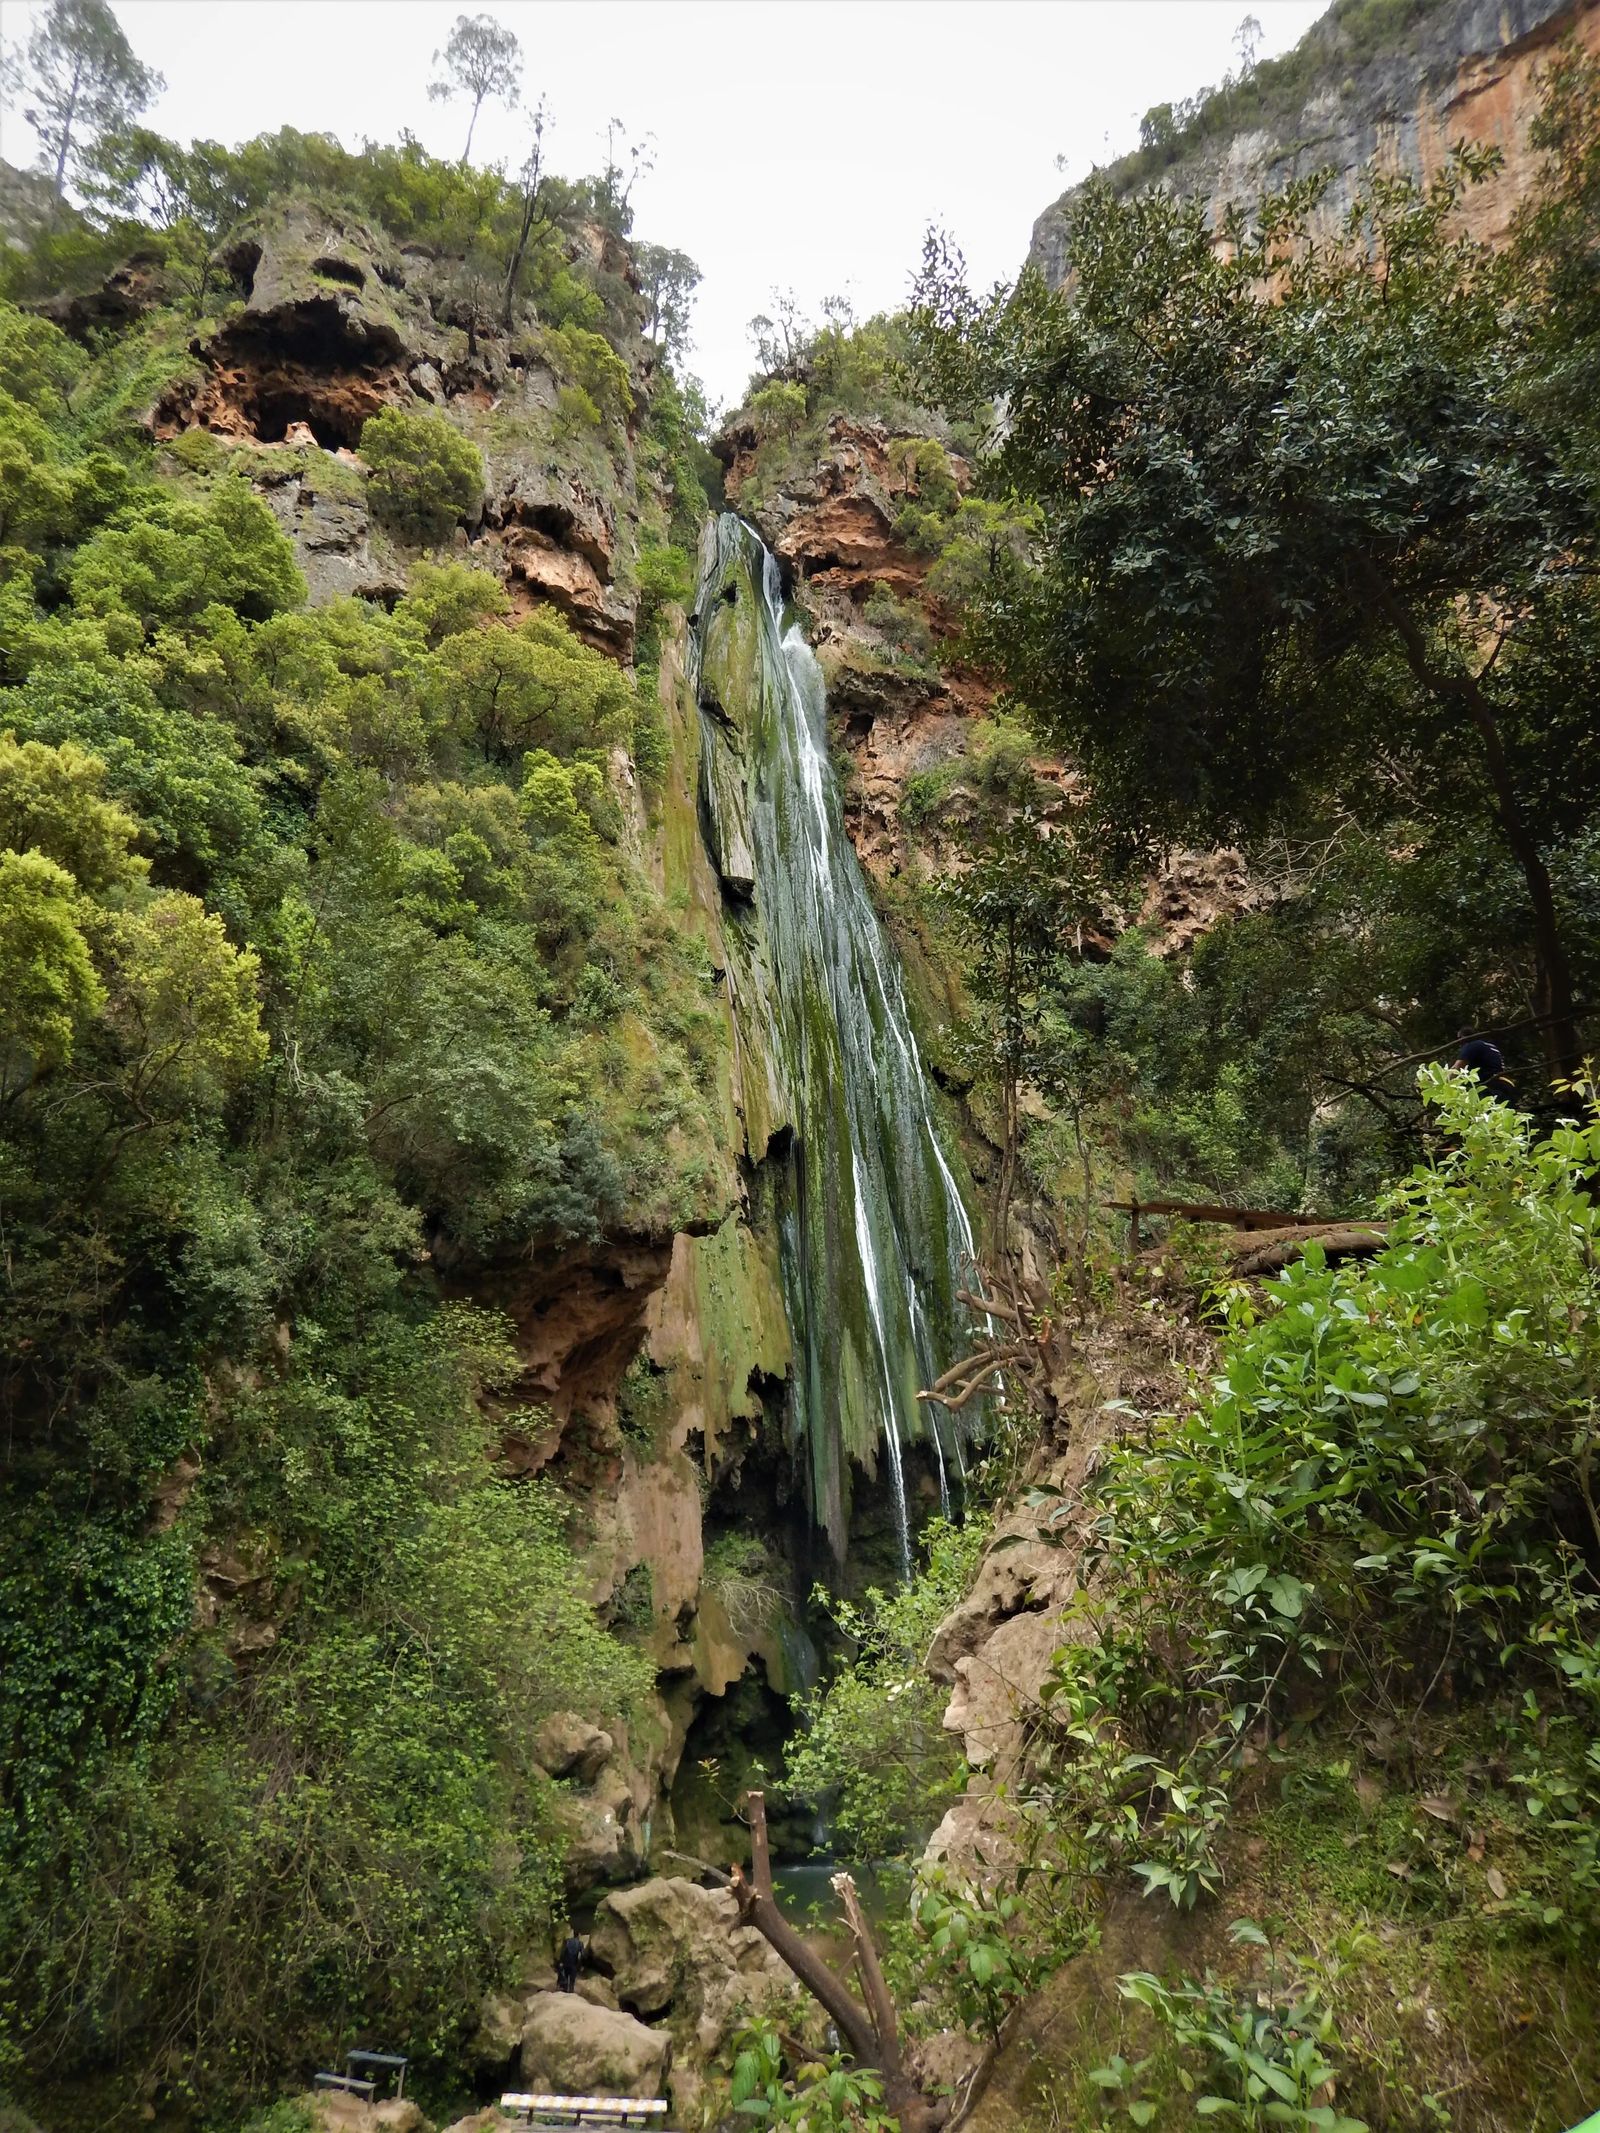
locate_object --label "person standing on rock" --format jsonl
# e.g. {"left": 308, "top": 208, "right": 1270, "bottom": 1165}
{"left": 556, "top": 1926, "right": 585, "bottom": 1993}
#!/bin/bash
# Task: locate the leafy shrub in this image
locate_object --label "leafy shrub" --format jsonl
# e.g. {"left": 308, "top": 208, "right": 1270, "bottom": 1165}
{"left": 542, "top": 322, "right": 633, "bottom": 429}
{"left": 1102, "top": 1070, "right": 1600, "bottom": 1687}
{"left": 1112, "top": 1921, "right": 1367, "bottom": 2133}
{"left": 359, "top": 405, "right": 484, "bottom": 543}
{"left": 782, "top": 1518, "right": 985, "bottom": 1863}
{"left": 730, "top": 2021, "right": 894, "bottom": 2132}
{"left": 1026, "top": 1072, "right": 1600, "bottom": 1946}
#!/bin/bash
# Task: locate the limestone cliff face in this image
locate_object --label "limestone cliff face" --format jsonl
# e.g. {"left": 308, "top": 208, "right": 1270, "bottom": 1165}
{"left": 141, "top": 195, "right": 648, "bottom": 652}
{"left": 1031, "top": 0, "right": 1598, "bottom": 282}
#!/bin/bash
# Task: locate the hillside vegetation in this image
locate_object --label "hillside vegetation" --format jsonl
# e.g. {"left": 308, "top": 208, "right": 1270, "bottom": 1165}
{"left": 0, "top": 65, "right": 718, "bottom": 2119}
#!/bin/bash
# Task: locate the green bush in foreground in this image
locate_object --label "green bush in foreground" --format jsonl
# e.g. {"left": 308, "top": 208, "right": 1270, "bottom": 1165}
{"left": 1029, "top": 1071, "right": 1600, "bottom": 1946}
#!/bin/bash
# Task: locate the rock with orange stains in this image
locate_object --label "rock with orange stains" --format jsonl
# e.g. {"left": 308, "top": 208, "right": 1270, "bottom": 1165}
{"left": 1030, "top": 0, "right": 1599, "bottom": 284}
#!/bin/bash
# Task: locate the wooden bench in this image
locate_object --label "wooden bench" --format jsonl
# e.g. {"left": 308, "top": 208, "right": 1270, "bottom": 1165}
{"left": 314, "top": 2074, "right": 377, "bottom": 2100}
{"left": 499, "top": 2096, "right": 669, "bottom": 2129}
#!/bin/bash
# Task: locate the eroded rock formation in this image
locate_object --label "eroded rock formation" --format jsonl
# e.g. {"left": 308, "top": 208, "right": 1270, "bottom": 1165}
{"left": 714, "top": 411, "right": 1002, "bottom": 882}
{"left": 143, "top": 196, "right": 646, "bottom": 652}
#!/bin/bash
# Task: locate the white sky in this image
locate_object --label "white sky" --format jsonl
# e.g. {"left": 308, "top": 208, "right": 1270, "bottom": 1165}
{"left": 0, "top": 0, "right": 1325, "bottom": 409}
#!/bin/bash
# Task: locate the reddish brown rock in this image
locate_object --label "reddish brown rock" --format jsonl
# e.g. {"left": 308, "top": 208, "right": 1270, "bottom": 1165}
{"left": 1030, "top": 0, "right": 1600, "bottom": 283}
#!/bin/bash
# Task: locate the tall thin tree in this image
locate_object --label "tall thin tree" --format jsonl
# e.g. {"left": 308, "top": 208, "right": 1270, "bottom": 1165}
{"left": 1, "top": 0, "right": 163, "bottom": 202}
{"left": 501, "top": 96, "right": 551, "bottom": 329}
{"left": 427, "top": 11, "right": 521, "bottom": 167}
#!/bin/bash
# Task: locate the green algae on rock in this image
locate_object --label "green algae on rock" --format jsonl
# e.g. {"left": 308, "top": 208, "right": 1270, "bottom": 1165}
{"left": 691, "top": 514, "right": 984, "bottom": 1559}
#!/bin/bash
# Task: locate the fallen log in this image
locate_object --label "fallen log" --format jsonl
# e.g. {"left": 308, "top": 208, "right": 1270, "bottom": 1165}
{"left": 1107, "top": 1196, "right": 1332, "bottom": 1232}
{"left": 1223, "top": 1221, "right": 1388, "bottom": 1276}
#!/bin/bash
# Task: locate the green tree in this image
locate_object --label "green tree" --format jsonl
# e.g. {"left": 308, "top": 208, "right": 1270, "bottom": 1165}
{"left": 1512, "top": 42, "right": 1600, "bottom": 481}
{"left": 0, "top": 848, "right": 102, "bottom": 1090}
{"left": 635, "top": 242, "right": 701, "bottom": 365}
{"left": 427, "top": 11, "right": 522, "bottom": 166}
{"left": 359, "top": 406, "right": 484, "bottom": 544}
{"left": 0, "top": 300, "right": 80, "bottom": 414}
{"left": 500, "top": 94, "right": 551, "bottom": 328}
{"left": 0, "top": 730, "right": 145, "bottom": 893}
{"left": 1, "top": 0, "right": 164, "bottom": 200}
{"left": 939, "top": 808, "right": 1108, "bottom": 1248}
{"left": 106, "top": 890, "right": 268, "bottom": 1115}
{"left": 420, "top": 607, "right": 634, "bottom": 764}
{"left": 0, "top": 391, "right": 77, "bottom": 548}
{"left": 82, "top": 126, "right": 252, "bottom": 311}
{"left": 912, "top": 152, "right": 1598, "bottom": 1076}
{"left": 67, "top": 481, "right": 304, "bottom": 632}
{"left": 748, "top": 377, "right": 806, "bottom": 442}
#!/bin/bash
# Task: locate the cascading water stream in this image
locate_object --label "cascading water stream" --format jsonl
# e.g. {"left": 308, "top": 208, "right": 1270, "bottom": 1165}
{"left": 691, "top": 514, "right": 983, "bottom": 1565}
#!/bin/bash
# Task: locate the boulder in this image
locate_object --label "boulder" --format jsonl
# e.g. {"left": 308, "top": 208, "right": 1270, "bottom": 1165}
{"left": 534, "top": 1711, "right": 614, "bottom": 1783}
{"left": 588, "top": 1874, "right": 790, "bottom": 2057}
{"left": 590, "top": 1876, "right": 739, "bottom": 2016}
{"left": 553, "top": 1766, "right": 646, "bottom": 1897}
{"left": 302, "top": 2094, "right": 426, "bottom": 2133}
{"left": 372, "top": 2106, "right": 423, "bottom": 2133}
{"left": 519, "top": 1993, "right": 669, "bottom": 2098}
{"left": 942, "top": 1605, "right": 1081, "bottom": 1782}
{"left": 471, "top": 1990, "right": 526, "bottom": 2069}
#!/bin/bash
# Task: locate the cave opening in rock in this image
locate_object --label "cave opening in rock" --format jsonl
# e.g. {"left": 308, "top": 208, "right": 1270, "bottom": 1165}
{"left": 248, "top": 385, "right": 366, "bottom": 450}
{"left": 310, "top": 254, "right": 366, "bottom": 289}
{"left": 668, "top": 1660, "right": 809, "bottom": 1868}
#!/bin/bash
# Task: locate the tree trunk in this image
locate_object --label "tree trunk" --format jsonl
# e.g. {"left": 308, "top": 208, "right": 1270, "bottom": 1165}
{"left": 731, "top": 1793, "right": 939, "bottom": 2133}
{"left": 502, "top": 186, "right": 546, "bottom": 328}
{"left": 1374, "top": 579, "right": 1581, "bottom": 1077}
{"left": 1454, "top": 684, "right": 1581, "bottom": 1077}
{"left": 52, "top": 59, "right": 83, "bottom": 201}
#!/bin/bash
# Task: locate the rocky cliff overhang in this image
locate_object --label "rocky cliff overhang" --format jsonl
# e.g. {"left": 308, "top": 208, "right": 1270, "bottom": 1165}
{"left": 134, "top": 194, "right": 646, "bottom": 655}
{"left": 153, "top": 201, "right": 431, "bottom": 447}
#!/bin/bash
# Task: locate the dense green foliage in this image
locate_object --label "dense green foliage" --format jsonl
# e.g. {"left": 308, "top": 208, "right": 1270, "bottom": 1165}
{"left": 781, "top": 1519, "right": 985, "bottom": 1865}
{"left": 359, "top": 406, "right": 485, "bottom": 542}
{"left": 906, "top": 62, "right": 1600, "bottom": 1217}
{"left": 973, "top": 1076, "right": 1595, "bottom": 2124}
{"left": 0, "top": 235, "right": 719, "bottom": 2111}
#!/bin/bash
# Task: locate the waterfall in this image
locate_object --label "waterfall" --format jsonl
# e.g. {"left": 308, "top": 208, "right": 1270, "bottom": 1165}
{"left": 691, "top": 514, "right": 982, "bottom": 1563}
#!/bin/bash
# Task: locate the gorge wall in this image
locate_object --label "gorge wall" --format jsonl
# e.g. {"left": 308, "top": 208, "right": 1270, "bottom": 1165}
{"left": 109, "top": 189, "right": 986, "bottom": 1903}
{"left": 1031, "top": 0, "right": 1600, "bottom": 280}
